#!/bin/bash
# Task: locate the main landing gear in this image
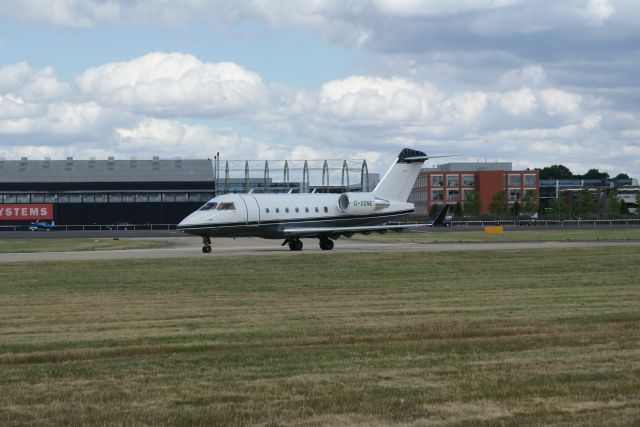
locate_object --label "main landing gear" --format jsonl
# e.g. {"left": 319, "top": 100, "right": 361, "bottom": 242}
{"left": 319, "top": 237, "right": 334, "bottom": 251}
{"left": 202, "top": 236, "right": 212, "bottom": 253}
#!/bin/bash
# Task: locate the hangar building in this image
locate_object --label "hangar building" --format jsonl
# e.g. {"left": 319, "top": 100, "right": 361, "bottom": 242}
{"left": 0, "top": 157, "right": 215, "bottom": 226}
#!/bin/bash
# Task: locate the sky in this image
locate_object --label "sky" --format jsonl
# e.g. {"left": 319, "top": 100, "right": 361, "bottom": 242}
{"left": 0, "top": 0, "right": 639, "bottom": 177}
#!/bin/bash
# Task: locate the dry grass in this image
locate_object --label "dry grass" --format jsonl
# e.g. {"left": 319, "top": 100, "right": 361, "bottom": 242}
{"left": 1, "top": 248, "right": 639, "bottom": 426}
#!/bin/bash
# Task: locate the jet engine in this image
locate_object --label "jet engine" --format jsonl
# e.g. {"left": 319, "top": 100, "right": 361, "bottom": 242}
{"left": 337, "top": 193, "right": 384, "bottom": 214}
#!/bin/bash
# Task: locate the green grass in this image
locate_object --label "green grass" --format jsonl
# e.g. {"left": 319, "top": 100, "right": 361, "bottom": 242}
{"left": 1, "top": 248, "right": 640, "bottom": 426}
{"left": 355, "top": 227, "right": 640, "bottom": 244}
{"left": 0, "top": 238, "right": 170, "bottom": 253}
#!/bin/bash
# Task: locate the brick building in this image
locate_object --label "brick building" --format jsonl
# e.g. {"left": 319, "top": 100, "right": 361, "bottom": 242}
{"left": 409, "top": 162, "right": 539, "bottom": 215}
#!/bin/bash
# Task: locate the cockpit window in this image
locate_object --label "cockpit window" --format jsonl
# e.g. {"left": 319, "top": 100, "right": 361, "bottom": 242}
{"left": 199, "top": 201, "right": 218, "bottom": 211}
{"left": 217, "top": 202, "right": 236, "bottom": 211}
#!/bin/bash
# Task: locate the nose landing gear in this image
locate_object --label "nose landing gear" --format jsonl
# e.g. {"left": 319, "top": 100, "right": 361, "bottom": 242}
{"left": 202, "top": 236, "right": 212, "bottom": 253}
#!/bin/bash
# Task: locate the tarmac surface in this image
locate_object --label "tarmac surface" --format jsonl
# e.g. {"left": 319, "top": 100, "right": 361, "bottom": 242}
{"left": 1, "top": 235, "right": 640, "bottom": 263}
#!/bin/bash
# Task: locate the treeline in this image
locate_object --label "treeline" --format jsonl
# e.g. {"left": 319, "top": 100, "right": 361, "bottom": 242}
{"left": 538, "top": 164, "right": 630, "bottom": 181}
{"left": 429, "top": 189, "right": 639, "bottom": 220}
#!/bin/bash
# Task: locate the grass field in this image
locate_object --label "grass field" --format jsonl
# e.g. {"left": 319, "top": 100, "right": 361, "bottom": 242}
{"left": 1, "top": 247, "right": 639, "bottom": 426}
{"left": 0, "top": 238, "right": 170, "bottom": 253}
{"left": 355, "top": 227, "right": 640, "bottom": 244}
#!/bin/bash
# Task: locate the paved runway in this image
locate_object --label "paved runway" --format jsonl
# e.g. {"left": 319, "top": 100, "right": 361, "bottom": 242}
{"left": 1, "top": 236, "right": 639, "bottom": 263}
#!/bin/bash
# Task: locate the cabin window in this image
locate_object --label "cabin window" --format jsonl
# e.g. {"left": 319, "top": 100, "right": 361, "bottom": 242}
{"left": 217, "top": 202, "right": 235, "bottom": 210}
{"left": 265, "top": 208, "right": 270, "bottom": 213}
{"left": 276, "top": 208, "right": 280, "bottom": 213}
{"left": 199, "top": 201, "right": 218, "bottom": 211}
{"left": 324, "top": 207, "right": 328, "bottom": 213}
{"left": 295, "top": 207, "right": 299, "bottom": 213}
{"left": 315, "top": 207, "right": 319, "bottom": 213}
{"left": 305, "top": 207, "right": 309, "bottom": 213}
{"left": 285, "top": 207, "right": 290, "bottom": 213}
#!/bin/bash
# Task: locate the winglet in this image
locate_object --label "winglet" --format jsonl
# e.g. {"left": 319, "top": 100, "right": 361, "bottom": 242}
{"left": 430, "top": 204, "right": 450, "bottom": 227}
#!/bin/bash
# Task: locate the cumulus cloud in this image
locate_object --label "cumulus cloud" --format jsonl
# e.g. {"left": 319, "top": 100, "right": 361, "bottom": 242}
{"left": 76, "top": 52, "right": 268, "bottom": 116}
{"left": 0, "top": 62, "right": 71, "bottom": 101}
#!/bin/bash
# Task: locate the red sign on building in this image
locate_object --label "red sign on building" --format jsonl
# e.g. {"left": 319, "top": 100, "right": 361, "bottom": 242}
{"left": 0, "top": 204, "right": 54, "bottom": 220}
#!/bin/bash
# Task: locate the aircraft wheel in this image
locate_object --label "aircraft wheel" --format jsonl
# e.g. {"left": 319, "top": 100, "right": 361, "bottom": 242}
{"left": 319, "top": 239, "right": 334, "bottom": 251}
{"left": 289, "top": 239, "right": 303, "bottom": 251}
{"left": 202, "top": 245, "right": 212, "bottom": 253}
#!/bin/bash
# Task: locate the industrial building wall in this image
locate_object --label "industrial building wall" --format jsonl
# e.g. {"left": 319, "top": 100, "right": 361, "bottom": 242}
{"left": 54, "top": 202, "right": 201, "bottom": 225}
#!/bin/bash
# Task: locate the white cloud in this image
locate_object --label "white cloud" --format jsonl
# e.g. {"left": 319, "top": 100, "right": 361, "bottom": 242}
{"left": 0, "top": 62, "right": 71, "bottom": 101}
{"left": 373, "top": 0, "right": 522, "bottom": 17}
{"left": 76, "top": 52, "right": 268, "bottom": 116}
{"left": 318, "top": 76, "right": 440, "bottom": 124}
{"left": 538, "top": 89, "right": 582, "bottom": 118}
{"left": 495, "top": 87, "right": 537, "bottom": 116}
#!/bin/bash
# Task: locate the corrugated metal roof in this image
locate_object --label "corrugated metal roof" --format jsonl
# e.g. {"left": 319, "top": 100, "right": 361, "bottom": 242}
{"left": 0, "top": 158, "right": 214, "bottom": 183}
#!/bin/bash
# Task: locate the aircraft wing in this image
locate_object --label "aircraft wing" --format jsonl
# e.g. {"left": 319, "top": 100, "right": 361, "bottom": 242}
{"left": 283, "top": 204, "right": 449, "bottom": 238}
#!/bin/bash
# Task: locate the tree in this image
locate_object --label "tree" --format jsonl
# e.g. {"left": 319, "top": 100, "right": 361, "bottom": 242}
{"left": 489, "top": 191, "right": 508, "bottom": 216}
{"left": 614, "top": 173, "right": 630, "bottom": 180}
{"left": 574, "top": 189, "right": 597, "bottom": 217}
{"left": 606, "top": 191, "right": 620, "bottom": 217}
{"left": 619, "top": 199, "right": 630, "bottom": 215}
{"left": 522, "top": 189, "right": 537, "bottom": 216}
{"left": 454, "top": 201, "right": 463, "bottom": 217}
{"left": 512, "top": 200, "right": 521, "bottom": 217}
{"left": 581, "top": 169, "right": 609, "bottom": 180}
{"left": 538, "top": 164, "right": 574, "bottom": 180}
{"left": 548, "top": 196, "right": 569, "bottom": 217}
{"left": 463, "top": 190, "right": 482, "bottom": 216}
{"left": 637, "top": 192, "right": 640, "bottom": 214}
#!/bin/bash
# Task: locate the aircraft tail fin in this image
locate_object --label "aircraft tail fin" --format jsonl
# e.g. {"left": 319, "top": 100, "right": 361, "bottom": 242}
{"left": 372, "top": 148, "right": 429, "bottom": 201}
{"left": 430, "top": 204, "right": 449, "bottom": 227}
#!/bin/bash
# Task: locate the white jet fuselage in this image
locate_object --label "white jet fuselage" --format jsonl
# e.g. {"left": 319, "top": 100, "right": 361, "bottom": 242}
{"left": 177, "top": 192, "right": 414, "bottom": 239}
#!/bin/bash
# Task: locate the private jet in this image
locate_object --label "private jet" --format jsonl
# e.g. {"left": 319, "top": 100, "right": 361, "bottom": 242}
{"left": 177, "top": 148, "right": 449, "bottom": 252}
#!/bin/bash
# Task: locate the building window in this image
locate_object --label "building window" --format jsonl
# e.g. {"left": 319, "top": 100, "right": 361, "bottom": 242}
{"left": 95, "top": 194, "right": 108, "bottom": 203}
{"left": 82, "top": 194, "right": 95, "bottom": 203}
{"left": 431, "top": 175, "right": 444, "bottom": 186}
{"left": 432, "top": 189, "right": 444, "bottom": 201}
{"left": 524, "top": 174, "right": 536, "bottom": 186}
{"left": 462, "top": 175, "right": 475, "bottom": 187}
{"left": 509, "top": 189, "right": 521, "bottom": 201}
{"left": 17, "top": 194, "right": 30, "bottom": 203}
{"left": 31, "top": 194, "right": 45, "bottom": 203}
{"left": 148, "top": 194, "right": 161, "bottom": 203}
{"left": 447, "top": 175, "right": 459, "bottom": 187}
{"left": 508, "top": 174, "right": 521, "bottom": 186}
{"left": 447, "top": 189, "right": 460, "bottom": 201}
